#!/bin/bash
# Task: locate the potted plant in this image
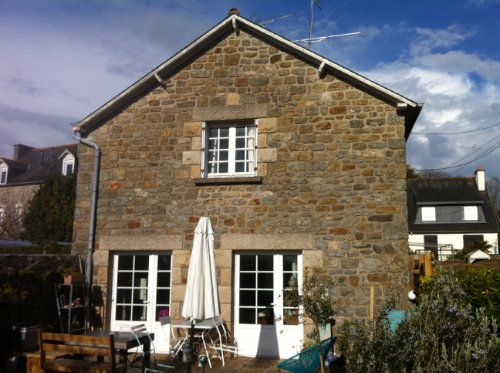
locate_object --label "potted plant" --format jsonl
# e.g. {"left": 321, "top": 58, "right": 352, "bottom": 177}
{"left": 59, "top": 266, "right": 84, "bottom": 285}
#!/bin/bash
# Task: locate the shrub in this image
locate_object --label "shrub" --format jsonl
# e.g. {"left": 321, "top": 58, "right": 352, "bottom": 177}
{"left": 338, "top": 269, "right": 500, "bottom": 372}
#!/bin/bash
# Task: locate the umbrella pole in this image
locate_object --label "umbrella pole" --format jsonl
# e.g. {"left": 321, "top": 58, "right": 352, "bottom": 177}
{"left": 186, "top": 320, "right": 194, "bottom": 373}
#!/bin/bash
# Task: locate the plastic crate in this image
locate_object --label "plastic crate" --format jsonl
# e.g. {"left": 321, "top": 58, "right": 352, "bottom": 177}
{"left": 11, "top": 323, "right": 39, "bottom": 352}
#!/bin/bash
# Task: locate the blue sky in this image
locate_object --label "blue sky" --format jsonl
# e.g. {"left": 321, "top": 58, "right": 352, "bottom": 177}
{"left": 1, "top": 0, "right": 499, "bottom": 178}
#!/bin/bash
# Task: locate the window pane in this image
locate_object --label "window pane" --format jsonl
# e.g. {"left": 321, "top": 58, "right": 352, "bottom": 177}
{"left": 220, "top": 127, "right": 229, "bottom": 137}
{"left": 239, "top": 308, "right": 255, "bottom": 324}
{"left": 464, "top": 206, "right": 478, "bottom": 221}
{"left": 236, "top": 127, "right": 246, "bottom": 136}
{"left": 133, "top": 289, "right": 147, "bottom": 303}
{"left": 257, "top": 290, "right": 273, "bottom": 306}
{"left": 283, "top": 273, "right": 298, "bottom": 288}
{"left": 220, "top": 151, "right": 228, "bottom": 161}
{"left": 284, "top": 309, "right": 299, "bottom": 325}
{"left": 236, "top": 138, "right": 245, "bottom": 148}
{"left": 117, "top": 273, "right": 132, "bottom": 286}
{"left": 257, "top": 308, "right": 274, "bottom": 325}
{"left": 240, "top": 273, "right": 255, "bottom": 288}
{"left": 235, "top": 150, "right": 245, "bottom": 160}
{"left": 240, "top": 255, "right": 255, "bottom": 270}
{"left": 235, "top": 162, "right": 245, "bottom": 173}
{"left": 134, "top": 272, "right": 148, "bottom": 287}
{"left": 258, "top": 255, "right": 273, "bottom": 271}
{"left": 118, "top": 256, "right": 133, "bottom": 270}
{"left": 219, "top": 162, "right": 228, "bottom": 173}
{"left": 421, "top": 207, "right": 436, "bottom": 221}
{"left": 258, "top": 273, "right": 273, "bottom": 288}
{"left": 220, "top": 139, "right": 229, "bottom": 149}
{"left": 132, "top": 306, "right": 147, "bottom": 321}
{"left": 239, "top": 290, "right": 255, "bottom": 306}
{"left": 209, "top": 128, "right": 218, "bottom": 137}
{"left": 117, "top": 289, "right": 132, "bottom": 303}
{"left": 116, "top": 305, "right": 131, "bottom": 321}
{"left": 157, "top": 289, "right": 170, "bottom": 304}
{"left": 157, "top": 272, "right": 171, "bottom": 287}
{"left": 283, "top": 255, "right": 298, "bottom": 271}
{"left": 158, "top": 255, "right": 171, "bottom": 270}
{"left": 135, "top": 256, "right": 149, "bottom": 270}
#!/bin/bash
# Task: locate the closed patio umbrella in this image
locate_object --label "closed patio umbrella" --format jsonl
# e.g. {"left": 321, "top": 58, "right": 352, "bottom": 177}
{"left": 181, "top": 217, "right": 220, "bottom": 370}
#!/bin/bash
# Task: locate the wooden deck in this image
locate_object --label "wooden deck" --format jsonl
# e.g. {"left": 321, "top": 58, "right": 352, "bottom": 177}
{"left": 148, "top": 355, "right": 283, "bottom": 373}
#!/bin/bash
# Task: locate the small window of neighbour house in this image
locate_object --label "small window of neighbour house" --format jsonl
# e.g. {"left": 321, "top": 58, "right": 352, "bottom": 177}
{"left": 202, "top": 120, "right": 257, "bottom": 177}
{"left": 463, "top": 206, "right": 478, "bottom": 221}
{"left": 0, "top": 165, "right": 7, "bottom": 184}
{"left": 62, "top": 156, "right": 75, "bottom": 176}
{"left": 421, "top": 206, "right": 436, "bottom": 221}
{"left": 0, "top": 207, "right": 4, "bottom": 224}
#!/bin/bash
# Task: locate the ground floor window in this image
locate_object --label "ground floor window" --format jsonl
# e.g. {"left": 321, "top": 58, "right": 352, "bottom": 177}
{"left": 111, "top": 253, "right": 171, "bottom": 324}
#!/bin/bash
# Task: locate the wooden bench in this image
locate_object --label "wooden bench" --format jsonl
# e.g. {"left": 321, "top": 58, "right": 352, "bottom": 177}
{"left": 39, "top": 330, "right": 127, "bottom": 373}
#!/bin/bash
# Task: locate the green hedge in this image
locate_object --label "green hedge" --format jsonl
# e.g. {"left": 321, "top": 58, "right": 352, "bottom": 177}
{"left": 0, "top": 244, "right": 71, "bottom": 255}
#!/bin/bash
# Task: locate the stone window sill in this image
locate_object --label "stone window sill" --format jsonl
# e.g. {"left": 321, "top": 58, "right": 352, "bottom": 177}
{"left": 194, "top": 176, "right": 263, "bottom": 186}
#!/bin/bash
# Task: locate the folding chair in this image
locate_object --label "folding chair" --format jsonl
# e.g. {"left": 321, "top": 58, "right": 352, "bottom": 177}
{"left": 208, "top": 317, "right": 238, "bottom": 367}
{"left": 131, "top": 324, "right": 174, "bottom": 372}
{"left": 159, "top": 316, "right": 187, "bottom": 360}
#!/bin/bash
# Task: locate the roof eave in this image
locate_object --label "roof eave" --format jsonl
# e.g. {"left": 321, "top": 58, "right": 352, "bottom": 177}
{"left": 74, "top": 14, "right": 422, "bottom": 137}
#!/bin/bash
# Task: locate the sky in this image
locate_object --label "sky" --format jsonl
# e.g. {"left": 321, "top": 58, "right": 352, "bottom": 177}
{"left": 1, "top": 0, "right": 499, "bottom": 179}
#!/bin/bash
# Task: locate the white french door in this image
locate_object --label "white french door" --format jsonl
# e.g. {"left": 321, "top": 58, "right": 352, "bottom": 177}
{"left": 110, "top": 253, "right": 172, "bottom": 352}
{"left": 234, "top": 253, "right": 303, "bottom": 358}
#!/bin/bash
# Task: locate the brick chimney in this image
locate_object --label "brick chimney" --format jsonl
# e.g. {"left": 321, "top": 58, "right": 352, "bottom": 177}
{"left": 13, "top": 144, "right": 34, "bottom": 161}
{"left": 475, "top": 166, "right": 485, "bottom": 191}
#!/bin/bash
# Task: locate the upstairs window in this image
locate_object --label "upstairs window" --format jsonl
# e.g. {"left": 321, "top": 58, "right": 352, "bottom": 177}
{"left": 62, "top": 155, "right": 75, "bottom": 176}
{"left": 421, "top": 206, "right": 436, "bottom": 221}
{"left": 202, "top": 120, "right": 257, "bottom": 178}
{"left": 0, "top": 165, "right": 7, "bottom": 185}
{"left": 463, "top": 206, "right": 478, "bottom": 221}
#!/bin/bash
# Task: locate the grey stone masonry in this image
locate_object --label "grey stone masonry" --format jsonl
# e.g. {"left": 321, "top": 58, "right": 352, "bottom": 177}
{"left": 73, "top": 30, "right": 410, "bottom": 330}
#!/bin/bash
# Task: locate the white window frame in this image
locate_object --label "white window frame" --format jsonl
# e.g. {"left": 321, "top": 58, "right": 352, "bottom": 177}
{"left": 463, "top": 205, "right": 478, "bottom": 221}
{"left": 201, "top": 119, "right": 258, "bottom": 178}
{"left": 0, "top": 165, "right": 8, "bottom": 185}
{"left": 62, "top": 155, "right": 75, "bottom": 176}
{"left": 421, "top": 206, "right": 436, "bottom": 222}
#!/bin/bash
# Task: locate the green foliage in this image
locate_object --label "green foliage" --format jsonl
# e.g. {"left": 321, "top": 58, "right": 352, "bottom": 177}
{"left": 283, "top": 272, "right": 342, "bottom": 373}
{"left": 338, "top": 270, "right": 500, "bottom": 372}
{"left": 22, "top": 174, "right": 76, "bottom": 250}
{"left": 406, "top": 164, "right": 419, "bottom": 179}
{"left": 337, "top": 293, "right": 400, "bottom": 373}
{"left": 423, "top": 267, "right": 500, "bottom": 325}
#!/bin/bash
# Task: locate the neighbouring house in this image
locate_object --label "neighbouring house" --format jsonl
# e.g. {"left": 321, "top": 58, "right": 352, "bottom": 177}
{"left": 0, "top": 143, "right": 78, "bottom": 239}
{"left": 71, "top": 12, "right": 422, "bottom": 358}
{"left": 408, "top": 167, "right": 500, "bottom": 261}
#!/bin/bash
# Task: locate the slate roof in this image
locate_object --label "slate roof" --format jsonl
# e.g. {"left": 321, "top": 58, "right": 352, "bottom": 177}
{"left": 407, "top": 177, "right": 500, "bottom": 234}
{"left": 73, "top": 13, "right": 422, "bottom": 138}
{"left": 0, "top": 144, "right": 78, "bottom": 186}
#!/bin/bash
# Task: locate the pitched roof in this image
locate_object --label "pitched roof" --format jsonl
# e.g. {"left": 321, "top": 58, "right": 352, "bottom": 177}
{"left": 73, "top": 13, "right": 422, "bottom": 138}
{"left": 0, "top": 144, "right": 78, "bottom": 186}
{"left": 407, "top": 177, "right": 500, "bottom": 234}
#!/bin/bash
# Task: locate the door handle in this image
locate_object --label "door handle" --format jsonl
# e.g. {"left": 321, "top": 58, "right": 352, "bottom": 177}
{"left": 270, "top": 303, "right": 276, "bottom": 306}
{"left": 143, "top": 300, "right": 150, "bottom": 304}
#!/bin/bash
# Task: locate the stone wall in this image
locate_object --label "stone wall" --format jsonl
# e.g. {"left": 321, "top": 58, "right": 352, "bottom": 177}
{"left": 73, "top": 30, "right": 410, "bottom": 330}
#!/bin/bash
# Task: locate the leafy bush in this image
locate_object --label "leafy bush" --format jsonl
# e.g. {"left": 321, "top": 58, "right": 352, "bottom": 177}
{"left": 423, "top": 267, "right": 500, "bottom": 325}
{"left": 338, "top": 269, "right": 500, "bottom": 372}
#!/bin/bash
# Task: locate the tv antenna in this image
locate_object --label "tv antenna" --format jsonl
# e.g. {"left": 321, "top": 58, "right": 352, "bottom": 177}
{"left": 295, "top": 0, "right": 360, "bottom": 48}
{"left": 250, "top": 13, "right": 294, "bottom": 27}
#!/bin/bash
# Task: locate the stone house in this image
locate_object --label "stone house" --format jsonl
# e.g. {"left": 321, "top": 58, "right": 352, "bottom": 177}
{"left": 0, "top": 143, "right": 77, "bottom": 239}
{"left": 72, "top": 13, "right": 422, "bottom": 357}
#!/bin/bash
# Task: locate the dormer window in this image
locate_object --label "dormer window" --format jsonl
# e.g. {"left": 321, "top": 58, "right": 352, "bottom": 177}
{"left": 0, "top": 164, "right": 7, "bottom": 185}
{"left": 62, "top": 154, "right": 75, "bottom": 176}
{"left": 463, "top": 206, "right": 478, "bottom": 221}
{"left": 421, "top": 206, "right": 436, "bottom": 221}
